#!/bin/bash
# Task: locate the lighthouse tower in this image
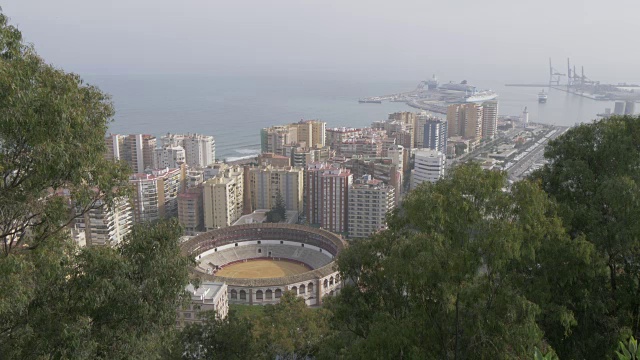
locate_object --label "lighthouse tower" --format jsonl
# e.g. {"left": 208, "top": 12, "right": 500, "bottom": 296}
{"left": 522, "top": 107, "right": 529, "bottom": 128}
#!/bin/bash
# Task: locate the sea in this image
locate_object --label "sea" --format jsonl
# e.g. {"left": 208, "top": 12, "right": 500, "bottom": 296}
{"left": 87, "top": 73, "right": 615, "bottom": 161}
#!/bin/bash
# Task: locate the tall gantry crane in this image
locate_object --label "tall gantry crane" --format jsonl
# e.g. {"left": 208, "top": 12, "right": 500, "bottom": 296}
{"left": 549, "top": 58, "right": 565, "bottom": 86}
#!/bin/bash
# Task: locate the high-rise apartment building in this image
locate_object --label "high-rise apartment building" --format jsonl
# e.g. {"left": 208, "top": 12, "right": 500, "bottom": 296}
{"left": 305, "top": 163, "right": 352, "bottom": 234}
{"left": 153, "top": 146, "right": 186, "bottom": 169}
{"left": 481, "top": 101, "right": 498, "bottom": 140}
{"left": 203, "top": 166, "right": 244, "bottom": 230}
{"left": 389, "top": 112, "right": 416, "bottom": 147}
{"left": 73, "top": 198, "right": 133, "bottom": 247}
{"left": 348, "top": 176, "right": 395, "bottom": 239}
{"left": 411, "top": 149, "right": 446, "bottom": 189}
{"left": 160, "top": 133, "right": 216, "bottom": 168}
{"left": 423, "top": 119, "right": 448, "bottom": 154}
{"left": 129, "top": 167, "right": 185, "bottom": 223}
{"left": 106, "top": 134, "right": 157, "bottom": 172}
{"left": 260, "top": 125, "right": 298, "bottom": 155}
{"left": 178, "top": 185, "right": 204, "bottom": 234}
{"left": 447, "top": 104, "right": 483, "bottom": 141}
{"left": 325, "top": 127, "right": 363, "bottom": 150}
{"left": 248, "top": 165, "right": 304, "bottom": 214}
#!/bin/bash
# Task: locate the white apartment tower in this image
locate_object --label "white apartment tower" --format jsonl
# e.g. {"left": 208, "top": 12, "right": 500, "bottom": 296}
{"left": 129, "top": 167, "right": 185, "bottom": 223}
{"left": 348, "top": 176, "right": 395, "bottom": 239}
{"left": 161, "top": 133, "right": 216, "bottom": 168}
{"left": 153, "top": 146, "right": 186, "bottom": 169}
{"left": 411, "top": 149, "right": 446, "bottom": 189}
{"left": 203, "top": 166, "right": 244, "bottom": 230}
{"left": 482, "top": 101, "right": 499, "bottom": 139}
{"left": 74, "top": 198, "right": 133, "bottom": 247}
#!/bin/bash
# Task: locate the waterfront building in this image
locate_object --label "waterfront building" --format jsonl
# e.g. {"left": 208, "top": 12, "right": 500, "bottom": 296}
{"left": 161, "top": 133, "right": 216, "bottom": 168}
{"left": 625, "top": 101, "right": 635, "bottom": 115}
{"left": 411, "top": 149, "right": 446, "bottom": 189}
{"left": 348, "top": 176, "right": 395, "bottom": 239}
{"left": 203, "top": 166, "right": 244, "bottom": 230}
{"left": 423, "top": 118, "right": 448, "bottom": 154}
{"left": 482, "top": 101, "right": 499, "bottom": 139}
{"left": 177, "top": 282, "right": 228, "bottom": 328}
{"left": 203, "top": 163, "right": 229, "bottom": 181}
{"left": 178, "top": 185, "right": 204, "bottom": 234}
{"left": 72, "top": 197, "right": 133, "bottom": 247}
{"left": 614, "top": 101, "right": 626, "bottom": 115}
{"left": 106, "top": 134, "right": 157, "bottom": 173}
{"left": 258, "top": 153, "right": 291, "bottom": 167}
{"left": 291, "top": 120, "right": 326, "bottom": 148}
{"left": 153, "top": 146, "right": 186, "bottom": 169}
{"left": 105, "top": 134, "right": 124, "bottom": 162}
{"left": 248, "top": 165, "right": 304, "bottom": 214}
{"left": 305, "top": 163, "right": 352, "bottom": 234}
{"left": 185, "top": 169, "right": 205, "bottom": 189}
{"left": 130, "top": 167, "right": 185, "bottom": 223}
{"left": 260, "top": 125, "right": 298, "bottom": 155}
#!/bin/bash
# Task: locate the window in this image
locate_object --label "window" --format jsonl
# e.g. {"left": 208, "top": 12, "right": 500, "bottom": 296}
{"left": 299, "top": 284, "right": 306, "bottom": 294}
{"left": 240, "top": 290, "right": 246, "bottom": 300}
{"left": 266, "top": 289, "right": 273, "bottom": 300}
{"left": 258, "top": 248, "right": 262, "bottom": 254}
{"left": 291, "top": 286, "right": 297, "bottom": 294}
{"left": 257, "top": 240, "right": 261, "bottom": 244}
{"left": 235, "top": 243, "right": 238, "bottom": 247}
{"left": 275, "top": 289, "right": 282, "bottom": 298}
{"left": 324, "top": 279, "right": 328, "bottom": 288}
{"left": 301, "top": 243, "right": 304, "bottom": 247}
{"left": 308, "top": 282, "right": 314, "bottom": 293}
{"left": 230, "top": 289, "right": 237, "bottom": 299}
{"left": 256, "top": 290, "right": 263, "bottom": 301}
{"left": 280, "top": 241, "right": 284, "bottom": 244}
{"left": 330, "top": 276, "right": 334, "bottom": 285}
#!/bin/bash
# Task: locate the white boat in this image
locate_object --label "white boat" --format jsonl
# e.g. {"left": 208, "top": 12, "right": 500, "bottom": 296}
{"left": 538, "top": 90, "right": 548, "bottom": 103}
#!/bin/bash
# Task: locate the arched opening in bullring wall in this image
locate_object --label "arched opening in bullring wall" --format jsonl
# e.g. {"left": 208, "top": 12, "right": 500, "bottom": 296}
{"left": 266, "top": 289, "right": 273, "bottom": 300}
{"left": 231, "top": 289, "right": 237, "bottom": 299}
{"left": 240, "top": 290, "right": 246, "bottom": 300}
{"left": 256, "top": 290, "right": 263, "bottom": 301}
{"left": 275, "top": 289, "right": 282, "bottom": 298}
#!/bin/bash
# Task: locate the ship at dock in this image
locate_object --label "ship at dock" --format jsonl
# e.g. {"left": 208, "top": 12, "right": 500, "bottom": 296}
{"left": 538, "top": 90, "right": 548, "bottom": 103}
{"left": 358, "top": 99, "right": 382, "bottom": 104}
{"left": 465, "top": 90, "right": 498, "bottom": 103}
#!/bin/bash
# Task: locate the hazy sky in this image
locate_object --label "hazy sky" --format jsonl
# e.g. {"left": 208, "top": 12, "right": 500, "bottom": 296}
{"left": 3, "top": 0, "right": 639, "bottom": 82}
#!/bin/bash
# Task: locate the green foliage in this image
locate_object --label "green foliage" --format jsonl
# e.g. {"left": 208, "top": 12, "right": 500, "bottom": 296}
{"left": 533, "top": 116, "right": 640, "bottom": 358}
{"left": 617, "top": 336, "right": 640, "bottom": 360}
{"left": 0, "top": 220, "right": 192, "bottom": 359}
{"left": 175, "top": 291, "right": 330, "bottom": 360}
{"left": 325, "top": 163, "right": 588, "bottom": 359}
{"left": 534, "top": 347, "right": 559, "bottom": 360}
{"left": 0, "top": 12, "right": 130, "bottom": 255}
{"left": 174, "top": 311, "right": 256, "bottom": 360}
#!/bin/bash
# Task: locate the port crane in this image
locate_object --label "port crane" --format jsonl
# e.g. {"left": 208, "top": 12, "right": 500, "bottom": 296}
{"left": 549, "top": 58, "right": 565, "bottom": 86}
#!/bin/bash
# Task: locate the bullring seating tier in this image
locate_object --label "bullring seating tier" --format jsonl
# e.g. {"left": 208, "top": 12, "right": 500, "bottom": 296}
{"left": 199, "top": 244, "right": 333, "bottom": 272}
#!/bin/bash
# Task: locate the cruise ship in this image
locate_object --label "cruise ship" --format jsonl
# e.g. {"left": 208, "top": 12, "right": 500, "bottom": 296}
{"left": 538, "top": 90, "right": 548, "bottom": 103}
{"left": 465, "top": 90, "right": 498, "bottom": 103}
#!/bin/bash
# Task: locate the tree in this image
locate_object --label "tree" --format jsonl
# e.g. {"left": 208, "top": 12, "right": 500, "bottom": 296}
{"left": 173, "top": 311, "right": 256, "bottom": 360}
{"left": 533, "top": 116, "right": 640, "bottom": 357}
{"left": 0, "top": 220, "right": 193, "bottom": 359}
{"left": 0, "top": 12, "right": 129, "bottom": 256}
{"left": 0, "top": 13, "right": 192, "bottom": 359}
{"left": 253, "top": 291, "right": 330, "bottom": 359}
{"left": 266, "top": 191, "right": 286, "bottom": 223}
{"left": 326, "top": 163, "right": 590, "bottom": 359}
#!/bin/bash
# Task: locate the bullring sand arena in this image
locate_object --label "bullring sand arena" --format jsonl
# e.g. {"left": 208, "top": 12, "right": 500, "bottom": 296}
{"left": 181, "top": 223, "right": 346, "bottom": 306}
{"left": 215, "top": 259, "right": 310, "bottom": 279}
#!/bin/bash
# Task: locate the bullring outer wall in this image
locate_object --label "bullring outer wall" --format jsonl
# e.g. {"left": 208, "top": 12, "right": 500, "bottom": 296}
{"left": 181, "top": 223, "right": 346, "bottom": 306}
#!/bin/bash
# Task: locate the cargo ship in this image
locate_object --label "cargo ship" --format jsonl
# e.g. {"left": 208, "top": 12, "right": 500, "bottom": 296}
{"left": 538, "top": 90, "right": 547, "bottom": 103}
